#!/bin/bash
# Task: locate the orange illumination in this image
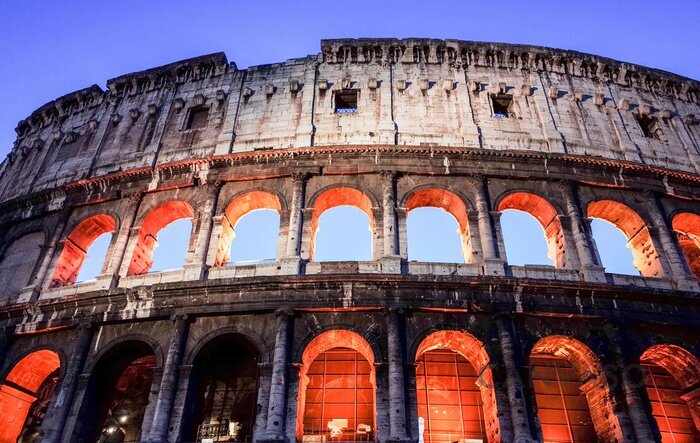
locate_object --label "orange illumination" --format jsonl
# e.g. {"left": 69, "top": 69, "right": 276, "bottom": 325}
{"left": 0, "top": 350, "right": 60, "bottom": 443}
{"left": 406, "top": 189, "right": 473, "bottom": 262}
{"left": 50, "top": 214, "right": 116, "bottom": 287}
{"left": 214, "top": 191, "right": 282, "bottom": 266}
{"left": 588, "top": 200, "right": 663, "bottom": 277}
{"left": 499, "top": 192, "right": 566, "bottom": 268}
{"left": 415, "top": 330, "right": 500, "bottom": 443}
{"left": 297, "top": 330, "right": 376, "bottom": 442}
{"left": 641, "top": 344, "right": 700, "bottom": 441}
{"left": 128, "top": 200, "right": 194, "bottom": 275}
{"left": 531, "top": 336, "right": 622, "bottom": 443}
{"left": 310, "top": 188, "right": 375, "bottom": 261}
{"left": 672, "top": 212, "right": 700, "bottom": 280}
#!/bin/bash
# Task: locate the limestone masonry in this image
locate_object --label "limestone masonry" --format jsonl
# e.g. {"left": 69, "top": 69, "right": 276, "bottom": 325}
{"left": 0, "top": 39, "right": 698, "bottom": 443}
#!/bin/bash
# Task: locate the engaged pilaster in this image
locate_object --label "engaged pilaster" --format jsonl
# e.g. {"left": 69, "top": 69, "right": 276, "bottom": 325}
{"left": 281, "top": 173, "right": 308, "bottom": 274}
{"left": 470, "top": 175, "right": 504, "bottom": 276}
{"left": 185, "top": 182, "right": 222, "bottom": 280}
{"left": 385, "top": 309, "right": 411, "bottom": 443}
{"left": 380, "top": 171, "right": 402, "bottom": 273}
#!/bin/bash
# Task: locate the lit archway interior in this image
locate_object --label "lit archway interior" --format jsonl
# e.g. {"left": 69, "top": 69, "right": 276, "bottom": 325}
{"left": 672, "top": 212, "right": 700, "bottom": 280}
{"left": 311, "top": 187, "right": 375, "bottom": 262}
{"left": 530, "top": 336, "right": 622, "bottom": 443}
{"left": 498, "top": 192, "right": 564, "bottom": 267}
{"left": 587, "top": 200, "right": 663, "bottom": 277}
{"left": 50, "top": 214, "right": 115, "bottom": 287}
{"left": 75, "top": 341, "right": 156, "bottom": 442}
{"left": 128, "top": 201, "right": 194, "bottom": 275}
{"left": 406, "top": 188, "right": 473, "bottom": 263}
{"left": 297, "top": 330, "right": 376, "bottom": 442}
{"left": 0, "top": 232, "right": 45, "bottom": 300}
{"left": 214, "top": 191, "right": 282, "bottom": 266}
{"left": 0, "top": 349, "right": 60, "bottom": 443}
{"left": 640, "top": 345, "right": 700, "bottom": 441}
{"left": 415, "top": 330, "right": 500, "bottom": 443}
{"left": 187, "top": 334, "right": 260, "bottom": 442}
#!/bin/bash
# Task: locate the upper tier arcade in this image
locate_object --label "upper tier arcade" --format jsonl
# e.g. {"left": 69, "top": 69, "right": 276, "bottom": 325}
{"left": 1, "top": 38, "right": 699, "bottom": 203}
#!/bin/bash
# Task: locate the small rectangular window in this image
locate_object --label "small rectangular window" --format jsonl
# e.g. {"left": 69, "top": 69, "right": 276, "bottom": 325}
{"left": 635, "top": 114, "right": 661, "bottom": 139}
{"left": 186, "top": 106, "right": 209, "bottom": 129}
{"left": 335, "top": 89, "right": 358, "bottom": 113}
{"left": 491, "top": 93, "right": 513, "bottom": 118}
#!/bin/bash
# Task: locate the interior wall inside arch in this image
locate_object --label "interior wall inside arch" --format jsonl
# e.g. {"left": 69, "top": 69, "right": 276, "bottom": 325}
{"left": 672, "top": 212, "right": 700, "bottom": 279}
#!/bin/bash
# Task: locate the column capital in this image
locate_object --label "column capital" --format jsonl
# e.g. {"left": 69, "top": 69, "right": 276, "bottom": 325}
{"left": 290, "top": 171, "right": 310, "bottom": 183}
{"left": 274, "top": 307, "right": 295, "bottom": 317}
{"left": 170, "top": 313, "right": 191, "bottom": 323}
{"left": 379, "top": 169, "right": 399, "bottom": 182}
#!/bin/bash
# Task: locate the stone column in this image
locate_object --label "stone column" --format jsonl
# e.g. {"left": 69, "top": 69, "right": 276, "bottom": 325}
{"left": 560, "top": 181, "right": 607, "bottom": 282}
{"left": 380, "top": 171, "right": 402, "bottom": 273}
{"left": 644, "top": 191, "right": 698, "bottom": 291}
{"left": 185, "top": 182, "right": 222, "bottom": 280}
{"left": 101, "top": 192, "right": 143, "bottom": 288}
{"left": 41, "top": 320, "right": 94, "bottom": 443}
{"left": 259, "top": 309, "right": 293, "bottom": 443}
{"left": 144, "top": 314, "right": 190, "bottom": 442}
{"left": 496, "top": 318, "right": 536, "bottom": 443}
{"left": 282, "top": 173, "right": 308, "bottom": 274}
{"left": 602, "top": 322, "right": 656, "bottom": 442}
{"left": 385, "top": 309, "right": 410, "bottom": 443}
{"left": 471, "top": 175, "right": 504, "bottom": 275}
{"left": 0, "top": 327, "right": 9, "bottom": 371}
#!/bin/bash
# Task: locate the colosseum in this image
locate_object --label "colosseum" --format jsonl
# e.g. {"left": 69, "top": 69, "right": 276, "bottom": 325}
{"left": 0, "top": 38, "right": 698, "bottom": 443}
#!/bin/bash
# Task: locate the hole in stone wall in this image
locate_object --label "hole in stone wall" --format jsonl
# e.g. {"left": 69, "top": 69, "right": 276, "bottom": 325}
{"left": 635, "top": 114, "right": 662, "bottom": 139}
{"left": 75, "top": 232, "right": 112, "bottom": 283}
{"left": 500, "top": 210, "right": 553, "bottom": 266}
{"left": 335, "top": 89, "right": 358, "bottom": 113}
{"left": 149, "top": 218, "right": 192, "bottom": 273}
{"left": 407, "top": 207, "right": 464, "bottom": 263}
{"left": 491, "top": 93, "right": 513, "bottom": 118}
{"left": 228, "top": 209, "right": 280, "bottom": 265}
{"left": 589, "top": 219, "right": 639, "bottom": 276}
{"left": 186, "top": 106, "right": 209, "bottom": 130}
{"left": 314, "top": 206, "right": 372, "bottom": 262}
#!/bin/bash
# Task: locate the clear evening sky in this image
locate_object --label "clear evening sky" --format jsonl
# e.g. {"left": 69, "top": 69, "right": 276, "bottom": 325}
{"left": 1, "top": 0, "right": 697, "bottom": 278}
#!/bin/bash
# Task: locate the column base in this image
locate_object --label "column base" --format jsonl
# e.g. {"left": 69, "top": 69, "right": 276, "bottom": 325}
{"left": 15, "top": 285, "right": 40, "bottom": 303}
{"left": 579, "top": 264, "right": 607, "bottom": 283}
{"left": 673, "top": 277, "right": 700, "bottom": 292}
{"left": 95, "top": 272, "right": 120, "bottom": 290}
{"left": 482, "top": 258, "right": 506, "bottom": 276}
{"left": 279, "top": 256, "right": 303, "bottom": 275}
{"left": 380, "top": 255, "right": 403, "bottom": 274}
{"left": 183, "top": 263, "right": 208, "bottom": 281}
{"left": 256, "top": 434, "right": 288, "bottom": 443}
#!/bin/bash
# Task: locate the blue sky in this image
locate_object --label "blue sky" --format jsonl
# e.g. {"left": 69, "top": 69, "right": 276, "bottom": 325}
{"left": 3, "top": 0, "right": 693, "bottom": 278}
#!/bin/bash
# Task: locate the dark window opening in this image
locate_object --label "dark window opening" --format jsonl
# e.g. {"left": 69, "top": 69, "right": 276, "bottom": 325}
{"left": 187, "top": 106, "right": 209, "bottom": 130}
{"left": 335, "top": 89, "right": 358, "bottom": 113}
{"left": 635, "top": 114, "right": 662, "bottom": 139}
{"left": 491, "top": 93, "right": 513, "bottom": 118}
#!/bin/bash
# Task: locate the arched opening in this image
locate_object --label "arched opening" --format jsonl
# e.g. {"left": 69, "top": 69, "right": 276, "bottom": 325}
{"left": 530, "top": 336, "right": 621, "bottom": 443}
{"left": 0, "top": 232, "right": 45, "bottom": 300}
{"left": 672, "top": 212, "right": 700, "bottom": 280}
{"left": 406, "top": 189, "right": 472, "bottom": 263}
{"left": 0, "top": 350, "right": 60, "bottom": 442}
{"left": 73, "top": 341, "right": 156, "bottom": 442}
{"left": 184, "top": 334, "right": 260, "bottom": 442}
{"left": 498, "top": 193, "right": 564, "bottom": 267}
{"left": 414, "top": 330, "right": 500, "bottom": 443}
{"left": 50, "top": 214, "right": 115, "bottom": 287}
{"left": 640, "top": 345, "right": 700, "bottom": 441}
{"left": 311, "top": 188, "right": 375, "bottom": 262}
{"left": 127, "top": 201, "right": 194, "bottom": 275}
{"left": 297, "top": 330, "right": 376, "bottom": 442}
{"left": 588, "top": 200, "right": 663, "bottom": 277}
{"left": 214, "top": 191, "right": 282, "bottom": 266}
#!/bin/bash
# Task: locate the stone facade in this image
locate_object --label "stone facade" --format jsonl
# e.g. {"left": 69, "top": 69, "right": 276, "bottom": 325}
{"left": 0, "top": 39, "right": 698, "bottom": 443}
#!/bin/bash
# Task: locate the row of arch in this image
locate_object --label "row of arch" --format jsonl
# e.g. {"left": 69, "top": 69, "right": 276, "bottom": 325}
{"left": 25, "top": 185, "right": 700, "bottom": 291}
{"left": 0, "top": 329, "right": 698, "bottom": 442}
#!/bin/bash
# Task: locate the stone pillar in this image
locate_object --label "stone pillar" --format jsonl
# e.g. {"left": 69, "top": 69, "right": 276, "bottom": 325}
{"left": 602, "top": 322, "right": 656, "bottom": 442}
{"left": 560, "top": 181, "right": 607, "bottom": 282}
{"left": 17, "top": 211, "right": 70, "bottom": 302}
{"left": 471, "top": 176, "right": 504, "bottom": 275}
{"left": 102, "top": 192, "right": 143, "bottom": 287}
{"left": 185, "top": 183, "right": 222, "bottom": 280}
{"left": 496, "top": 318, "right": 536, "bottom": 443}
{"left": 644, "top": 191, "right": 698, "bottom": 291}
{"left": 380, "top": 171, "right": 402, "bottom": 273}
{"left": 0, "top": 327, "right": 9, "bottom": 372}
{"left": 259, "top": 309, "right": 293, "bottom": 443}
{"left": 144, "top": 314, "right": 190, "bottom": 442}
{"left": 282, "top": 173, "right": 308, "bottom": 274}
{"left": 385, "top": 309, "right": 410, "bottom": 443}
{"left": 41, "top": 321, "right": 94, "bottom": 443}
